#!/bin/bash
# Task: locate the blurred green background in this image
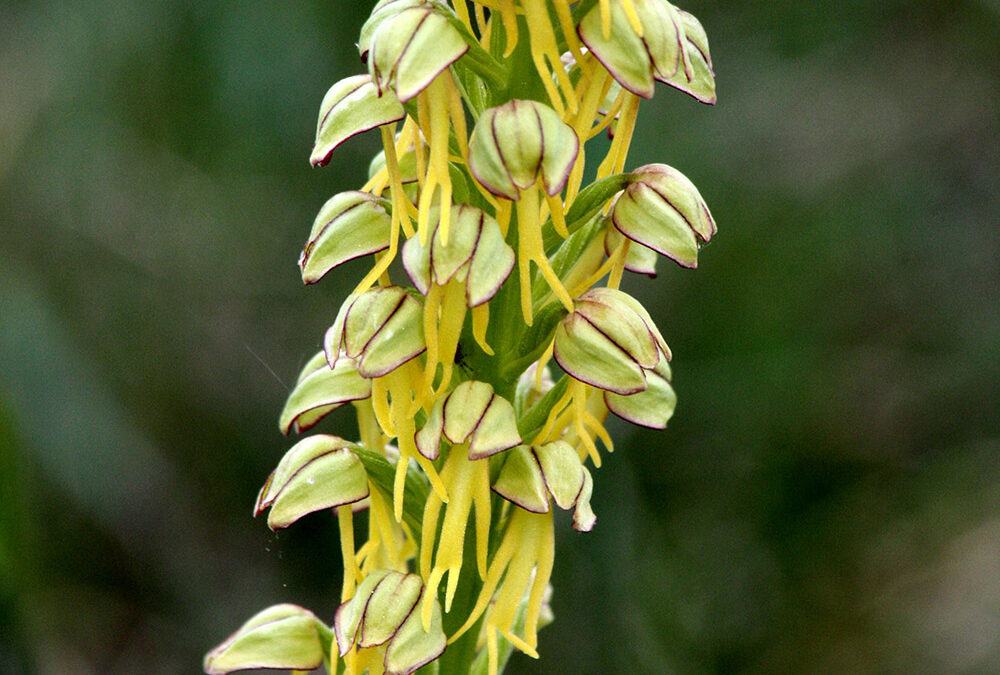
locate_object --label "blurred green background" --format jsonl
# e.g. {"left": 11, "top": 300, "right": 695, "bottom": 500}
{"left": 2, "top": 1, "right": 998, "bottom": 673}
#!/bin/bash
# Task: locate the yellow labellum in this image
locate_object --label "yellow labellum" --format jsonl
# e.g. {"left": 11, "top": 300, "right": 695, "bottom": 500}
{"left": 338, "top": 507, "right": 357, "bottom": 602}
{"left": 522, "top": 0, "right": 577, "bottom": 116}
{"left": 417, "top": 76, "right": 454, "bottom": 245}
{"left": 515, "top": 187, "right": 574, "bottom": 326}
{"left": 420, "top": 447, "right": 491, "bottom": 629}
{"left": 448, "top": 508, "right": 554, "bottom": 675}
{"left": 383, "top": 365, "right": 448, "bottom": 521}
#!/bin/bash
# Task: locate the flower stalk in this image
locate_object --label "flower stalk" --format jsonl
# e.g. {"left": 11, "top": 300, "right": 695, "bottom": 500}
{"left": 207, "top": 1, "right": 718, "bottom": 673}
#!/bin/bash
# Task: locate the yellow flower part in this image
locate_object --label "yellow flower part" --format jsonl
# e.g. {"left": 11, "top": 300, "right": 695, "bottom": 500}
{"left": 419, "top": 444, "right": 492, "bottom": 626}
{"left": 449, "top": 508, "right": 554, "bottom": 675}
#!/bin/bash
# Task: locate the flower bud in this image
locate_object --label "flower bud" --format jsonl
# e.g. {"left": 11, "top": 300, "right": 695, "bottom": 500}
{"left": 325, "top": 286, "right": 426, "bottom": 378}
{"left": 467, "top": 99, "right": 579, "bottom": 200}
{"left": 334, "top": 569, "right": 446, "bottom": 675}
{"left": 492, "top": 441, "right": 596, "bottom": 531}
{"left": 612, "top": 163, "right": 716, "bottom": 268}
{"left": 311, "top": 74, "right": 405, "bottom": 167}
{"left": 402, "top": 204, "right": 514, "bottom": 307}
{"left": 415, "top": 380, "right": 521, "bottom": 460}
{"left": 359, "top": 0, "right": 469, "bottom": 103}
{"left": 254, "top": 435, "right": 369, "bottom": 530}
{"left": 553, "top": 287, "right": 670, "bottom": 395}
{"left": 299, "top": 191, "right": 392, "bottom": 284}
{"left": 579, "top": 0, "right": 716, "bottom": 103}
{"left": 279, "top": 351, "right": 371, "bottom": 434}
{"left": 203, "top": 604, "right": 328, "bottom": 674}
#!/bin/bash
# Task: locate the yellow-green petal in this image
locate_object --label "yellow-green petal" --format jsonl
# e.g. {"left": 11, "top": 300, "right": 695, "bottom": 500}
{"left": 326, "top": 287, "right": 427, "bottom": 378}
{"left": 311, "top": 75, "right": 405, "bottom": 167}
{"left": 358, "top": 572, "right": 424, "bottom": 648}
{"left": 254, "top": 435, "right": 369, "bottom": 530}
{"left": 299, "top": 191, "right": 392, "bottom": 284}
{"left": 384, "top": 588, "right": 447, "bottom": 675}
{"left": 604, "top": 359, "right": 676, "bottom": 429}
{"left": 534, "top": 440, "right": 585, "bottom": 512}
{"left": 553, "top": 311, "right": 647, "bottom": 395}
{"left": 492, "top": 444, "right": 549, "bottom": 513}
{"left": 203, "top": 604, "right": 327, "bottom": 675}
{"left": 279, "top": 352, "right": 372, "bottom": 434}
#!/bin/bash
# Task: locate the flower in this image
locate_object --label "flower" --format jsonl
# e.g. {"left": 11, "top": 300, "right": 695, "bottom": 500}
{"left": 402, "top": 203, "right": 515, "bottom": 389}
{"left": 553, "top": 286, "right": 671, "bottom": 396}
{"left": 579, "top": 0, "right": 717, "bottom": 103}
{"left": 612, "top": 163, "right": 717, "bottom": 268}
{"left": 334, "top": 569, "right": 447, "bottom": 675}
{"left": 413, "top": 381, "right": 521, "bottom": 623}
{"left": 468, "top": 99, "right": 580, "bottom": 324}
{"left": 278, "top": 351, "right": 371, "bottom": 435}
{"left": 298, "top": 191, "right": 392, "bottom": 284}
{"left": 358, "top": 0, "right": 469, "bottom": 103}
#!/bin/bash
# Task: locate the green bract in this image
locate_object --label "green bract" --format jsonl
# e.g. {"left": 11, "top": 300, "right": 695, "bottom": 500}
{"left": 579, "top": 0, "right": 716, "bottom": 103}
{"left": 359, "top": 0, "right": 469, "bottom": 102}
{"left": 612, "top": 163, "right": 716, "bottom": 269}
{"left": 311, "top": 74, "right": 405, "bottom": 167}
{"left": 467, "top": 99, "right": 579, "bottom": 199}
{"left": 334, "top": 569, "right": 447, "bottom": 675}
{"left": 416, "top": 380, "right": 522, "bottom": 460}
{"left": 203, "top": 604, "right": 329, "bottom": 674}
{"left": 299, "top": 191, "right": 392, "bottom": 283}
{"left": 279, "top": 352, "right": 371, "bottom": 434}
{"left": 402, "top": 204, "right": 515, "bottom": 306}
{"left": 553, "top": 287, "right": 670, "bottom": 395}
{"left": 254, "top": 435, "right": 369, "bottom": 529}
{"left": 325, "top": 286, "right": 426, "bottom": 378}
{"left": 492, "top": 441, "right": 596, "bottom": 532}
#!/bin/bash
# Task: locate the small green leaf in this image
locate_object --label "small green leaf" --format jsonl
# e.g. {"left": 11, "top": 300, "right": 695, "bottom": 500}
{"left": 353, "top": 444, "right": 427, "bottom": 538}
{"left": 545, "top": 173, "right": 629, "bottom": 251}
{"left": 255, "top": 435, "right": 369, "bottom": 530}
{"left": 204, "top": 604, "right": 328, "bottom": 674}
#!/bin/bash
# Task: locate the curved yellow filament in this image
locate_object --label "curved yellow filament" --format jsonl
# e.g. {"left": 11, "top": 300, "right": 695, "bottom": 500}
{"left": 417, "top": 75, "right": 454, "bottom": 245}
{"left": 471, "top": 303, "right": 494, "bottom": 355}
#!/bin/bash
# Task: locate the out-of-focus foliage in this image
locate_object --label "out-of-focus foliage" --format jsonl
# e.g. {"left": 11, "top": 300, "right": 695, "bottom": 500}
{"left": 1, "top": 0, "right": 997, "bottom": 673}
